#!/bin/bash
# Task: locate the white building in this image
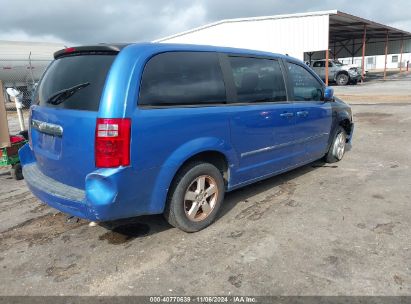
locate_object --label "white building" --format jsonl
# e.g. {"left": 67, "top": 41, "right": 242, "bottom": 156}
{"left": 0, "top": 40, "right": 64, "bottom": 87}
{"left": 339, "top": 53, "right": 411, "bottom": 70}
{"left": 155, "top": 10, "right": 411, "bottom": 71}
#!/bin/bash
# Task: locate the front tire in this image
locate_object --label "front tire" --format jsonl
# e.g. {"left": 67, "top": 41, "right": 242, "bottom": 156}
{"left": 164, "top": 162, "right": 225, "bottom": 232}
{"left": 336, "top": 73, "right": 349, "bottom": 86}
{"left": 325, "top": 127, "right": 347, "bottom": 163}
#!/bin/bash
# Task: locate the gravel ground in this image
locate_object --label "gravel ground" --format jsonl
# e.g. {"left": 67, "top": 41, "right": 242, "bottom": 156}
{"left": 0, "top": 73, "right": 410, "bottom": 296}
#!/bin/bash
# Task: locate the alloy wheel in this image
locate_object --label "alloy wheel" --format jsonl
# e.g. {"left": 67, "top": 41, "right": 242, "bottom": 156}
{"left": 184, "top": 175, "right": 218, "bottom": 222}
{"left": 333, "top": 132, "right": 346, "bottom": 160}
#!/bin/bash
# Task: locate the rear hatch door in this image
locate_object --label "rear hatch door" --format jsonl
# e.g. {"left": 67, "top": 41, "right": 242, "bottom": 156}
{"left": 30, "top": 49, "right": 118, "bottom": 189}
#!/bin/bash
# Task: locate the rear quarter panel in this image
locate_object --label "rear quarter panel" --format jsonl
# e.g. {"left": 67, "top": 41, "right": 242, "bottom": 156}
{"left": 130, "top": 106, "right": 237, "bottom": 212}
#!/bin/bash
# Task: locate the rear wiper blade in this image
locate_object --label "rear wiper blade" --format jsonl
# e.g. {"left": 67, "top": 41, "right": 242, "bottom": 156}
{"left": 46, "top": 82, "right": 90, "bottom": 105}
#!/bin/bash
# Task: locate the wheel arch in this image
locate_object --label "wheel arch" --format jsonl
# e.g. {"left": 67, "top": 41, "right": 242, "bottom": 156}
{"left": 327, "top": 110, "right": 352, "bottom": 151}
{"left": 174, "top": 151, "right": 230, "bottom": 186}
{"left": 339, "top": 117, "right": 353, "bottom": 136}
{"left": 336, "top": 70, "right": 349, "bottom": 77}
{"left": 335, "top": 70, "right": 350, "bottom": 82}
{"left": 336, "top": 109, "right": 353, "bottom": 136}
{"left": 147, "top": 138, "right": 237, "bottom": 214}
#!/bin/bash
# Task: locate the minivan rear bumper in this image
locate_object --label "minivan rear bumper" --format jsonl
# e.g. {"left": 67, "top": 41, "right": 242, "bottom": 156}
{"left": 19, "top": 144, "right": 162, "bottom": 221}
{"left": 22, "top": 160, "right": 94, "bottom": 219}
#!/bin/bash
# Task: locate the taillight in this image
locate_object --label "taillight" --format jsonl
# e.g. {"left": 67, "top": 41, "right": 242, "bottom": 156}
{"left": 95, "top": 118, "right": 131, "bottom": 168}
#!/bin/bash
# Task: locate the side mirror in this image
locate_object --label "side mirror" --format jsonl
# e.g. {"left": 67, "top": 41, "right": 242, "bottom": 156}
{"left": 323, "top": 87, "right": 334, "bottom": 102}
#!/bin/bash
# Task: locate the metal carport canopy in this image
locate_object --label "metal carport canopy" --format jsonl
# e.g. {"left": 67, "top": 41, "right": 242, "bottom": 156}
{"left": 329, "top": 11, "right": 411, "bottom": 51}
{"left": 315, "top": 11, "right": 411, "bottom": 84}
{"left": 328, "top": 11, "right": 411, "bottom": 57}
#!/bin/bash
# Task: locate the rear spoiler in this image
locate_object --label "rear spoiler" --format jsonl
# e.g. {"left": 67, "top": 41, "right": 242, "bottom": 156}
{"left": 54, "top": 44, "right": 129, "bottom": 59}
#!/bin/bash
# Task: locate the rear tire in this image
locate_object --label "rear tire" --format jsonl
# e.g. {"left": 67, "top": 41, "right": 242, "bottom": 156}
{"left": 336, "top": 73, "right": 349, "bottom": 86}
{"left": 11, "top": 163, "right": 23, "bottom": 180}
{"left": 164, "top": 162, "right": 225, "bottom": 232}
{"left": 325, "top": 127, "right": 347, "bottom": 163}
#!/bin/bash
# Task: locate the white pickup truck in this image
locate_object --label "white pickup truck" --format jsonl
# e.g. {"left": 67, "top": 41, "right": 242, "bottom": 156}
{"left": 309, "top": 59, "right": 363, "bottom": 86}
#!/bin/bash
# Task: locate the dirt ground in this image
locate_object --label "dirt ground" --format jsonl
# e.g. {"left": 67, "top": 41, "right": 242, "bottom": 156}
{"left": 1, "top": 72, "right": 411, "bottom": 296}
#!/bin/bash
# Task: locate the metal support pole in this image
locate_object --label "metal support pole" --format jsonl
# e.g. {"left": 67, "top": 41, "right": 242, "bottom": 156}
{"left": 361, "top": 24, "right": 367, "bottom": 83}
{"left": 325, "top": 25, "right": 330, "bottom": 86}
{"left": 399, "top": 35, "right": 404, "bottom": 73}
{"left": 384, "top": 30, "right": 389, "bottom": 80}
{"left": 325, "top": 48, "right": 329, "bottom": 86}
{"left": 352, "top": 40, "right": 355, "bottom": 64}
{"left": 307, "top": 52, "right": 314, "bottom": 66}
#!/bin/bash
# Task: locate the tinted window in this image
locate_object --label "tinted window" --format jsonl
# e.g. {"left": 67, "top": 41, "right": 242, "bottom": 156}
{"left": 313, "top": 61, "right": 324, "bottom": 68}
{"left": 287, "top": 62, "right": 323, "bottom": 102}
{"left": 228, "top": 57, "right": 286, "bottom": 103}
{"left": 36, "top": 55, "right": 116, "bottom": 111}
{"left": 139, "top": 52, "right": 226, "bottom": 106}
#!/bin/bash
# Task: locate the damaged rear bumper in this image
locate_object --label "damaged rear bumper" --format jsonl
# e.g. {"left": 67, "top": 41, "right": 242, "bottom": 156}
{"left": 19, "top": 143, "right": 160, "bottom": 221}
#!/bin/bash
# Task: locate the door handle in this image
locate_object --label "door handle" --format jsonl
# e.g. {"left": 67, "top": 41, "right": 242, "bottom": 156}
{"left": 280, "top": 112, "right": 294, "bottom": 118}
{"left": 297, "top": 111, "right": 309, "bottom": 117}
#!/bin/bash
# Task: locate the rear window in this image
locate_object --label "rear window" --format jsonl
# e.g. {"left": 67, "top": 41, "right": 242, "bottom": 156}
{"left": 35, "top": 55, "right": 116, "bottom": 111}
{"left": 139, "top": 52, "right": 226, "bottom": 106}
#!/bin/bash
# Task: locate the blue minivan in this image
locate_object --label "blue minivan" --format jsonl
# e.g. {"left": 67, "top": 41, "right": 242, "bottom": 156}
{"left": 19, "top": 43, "right": 353, "bottom": 232}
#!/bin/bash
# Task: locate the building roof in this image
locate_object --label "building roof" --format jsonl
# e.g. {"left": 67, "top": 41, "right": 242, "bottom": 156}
{"left": 155, "top": 10, "right": 411, "bottom": 44}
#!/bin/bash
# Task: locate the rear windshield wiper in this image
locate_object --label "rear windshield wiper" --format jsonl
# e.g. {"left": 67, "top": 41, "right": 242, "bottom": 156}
{"left": 46, "top": 82, "right": 90, "bottom": 105}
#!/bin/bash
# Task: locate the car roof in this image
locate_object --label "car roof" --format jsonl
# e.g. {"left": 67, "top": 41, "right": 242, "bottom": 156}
{"left": 126, "top": 42, "right": 288, "bottom": 59}
{"left": 55, "top": 42, "right": 292, "bottom": 61}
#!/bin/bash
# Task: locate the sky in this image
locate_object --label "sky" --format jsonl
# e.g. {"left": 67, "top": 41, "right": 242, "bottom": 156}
{"left": 0, "top": 0, "right": 410, "bottom": 45}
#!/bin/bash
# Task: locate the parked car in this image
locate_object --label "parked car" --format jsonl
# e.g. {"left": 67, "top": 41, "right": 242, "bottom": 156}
{"left": 19, "top": 43, "right": 354, "bottom": 232}
{"left": 311, "top": 59, "right": 362, "bottom": 86}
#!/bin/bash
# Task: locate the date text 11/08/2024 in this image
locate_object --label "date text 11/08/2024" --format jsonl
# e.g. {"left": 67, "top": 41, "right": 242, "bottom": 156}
{"left": 149, "top": 296, "right": 257, "bottom": 303}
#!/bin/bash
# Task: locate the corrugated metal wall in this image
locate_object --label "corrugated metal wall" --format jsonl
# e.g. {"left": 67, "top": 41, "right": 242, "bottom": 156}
{"left": 160, "top": 14, "right": 330, "bottom": 60}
